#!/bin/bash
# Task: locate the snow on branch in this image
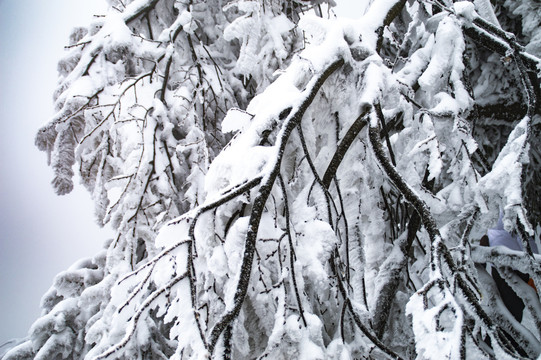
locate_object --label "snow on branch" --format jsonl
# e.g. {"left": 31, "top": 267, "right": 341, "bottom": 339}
{"left": 18, "top": 0, "right": 541, "bottom": 359}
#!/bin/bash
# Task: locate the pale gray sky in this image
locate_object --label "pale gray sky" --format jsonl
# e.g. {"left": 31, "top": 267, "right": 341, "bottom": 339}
{"left": 0, "top": 0, "right": 109, "bottom": 345}
{"left": 0, "top": 0, "right": 365, "bottom": 346}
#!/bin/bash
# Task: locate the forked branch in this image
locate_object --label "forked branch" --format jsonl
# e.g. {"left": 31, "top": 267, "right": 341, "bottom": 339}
{"left": 207, "top": 57, "right": 345, "bottom": 354}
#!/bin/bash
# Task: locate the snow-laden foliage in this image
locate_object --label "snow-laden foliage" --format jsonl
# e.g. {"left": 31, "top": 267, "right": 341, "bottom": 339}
{"left": 5, "top": 0, "right": 541, "bottom": 359}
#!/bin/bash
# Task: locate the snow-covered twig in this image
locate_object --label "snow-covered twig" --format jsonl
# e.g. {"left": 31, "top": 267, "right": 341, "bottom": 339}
{"left": 207, "top": 57, "right": 345, "bottom": 354}
{"left": 369, "top": 109, "right": 530, "bottom": 357}
{"left": 329, "top": 249, "right": 405, "bottom": 360}
{"left": 277, "top": 174, "right": 307, "bottom": 326}
{"left": 92, "top": 271, "right": 188, "bottom": 360}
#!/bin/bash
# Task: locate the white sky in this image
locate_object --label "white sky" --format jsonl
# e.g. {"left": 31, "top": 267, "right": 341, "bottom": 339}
{"left": 0, "top": 0, "right": 109, "bottom": 345}
{"left": 0, "top": 0, "right": 365, "bottom": 346}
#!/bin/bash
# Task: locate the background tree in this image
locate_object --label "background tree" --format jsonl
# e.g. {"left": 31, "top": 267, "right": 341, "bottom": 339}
{"left": 3, "top": 0, "right": 541, "bottom": 359}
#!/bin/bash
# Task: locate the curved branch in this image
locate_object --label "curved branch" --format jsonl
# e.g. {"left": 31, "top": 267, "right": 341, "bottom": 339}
{"left": 124, "top": 0, "right": 160, "bottom": 24}
{"left": 92, "top": 271, "right": 188, "bottom": 360}
{"left": 368, "top": 121, "right": 439, "bottom": 242}
{"left": 322, "top": 105, "right": 371, "bottom": 188}
{"left": 207, "top": 58, "right": 345, "bottom": 354}
{"left": 368, "top": 115, "right": 531, "bottom": 357}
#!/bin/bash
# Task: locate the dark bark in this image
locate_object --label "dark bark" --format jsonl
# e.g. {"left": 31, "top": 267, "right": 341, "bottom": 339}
{"left": 207, "top": 58, "right": 345, "bottom": 354}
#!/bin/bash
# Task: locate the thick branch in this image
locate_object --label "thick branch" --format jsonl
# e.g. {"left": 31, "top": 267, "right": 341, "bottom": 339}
{"left": 368, "top": 122, "right": 439, "bottom": 241}
{"left": 124, "top": 0, "right": 160, "bottom": 24}
{"left": 322, "top": 105, "right": 371, "bottom": 188}
{"left": 207, "top": 58, "right": 345, "bottom": 354}
{"left": 470, "top": 245, "right": 541, "bottom": 273}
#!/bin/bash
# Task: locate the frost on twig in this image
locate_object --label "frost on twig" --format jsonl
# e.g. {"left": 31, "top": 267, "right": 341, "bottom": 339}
{"left": 10, "top": 0, "right": 541, "bottom": 359}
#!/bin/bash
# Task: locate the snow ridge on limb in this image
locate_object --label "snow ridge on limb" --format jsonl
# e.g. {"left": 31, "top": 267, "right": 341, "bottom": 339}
{"left": 370, "top": 111, "right": 530, "bottom": 358}
{"left": 17, "top": 0, "right": 322, "bottom": 359}
{"left": 207, "top": 57, "right": 345, "bottom": 355}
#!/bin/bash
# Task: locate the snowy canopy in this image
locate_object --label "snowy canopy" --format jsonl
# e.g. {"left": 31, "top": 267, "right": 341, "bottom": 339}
{"left": 5, "top": 0, "right": 541, "bottom": 359}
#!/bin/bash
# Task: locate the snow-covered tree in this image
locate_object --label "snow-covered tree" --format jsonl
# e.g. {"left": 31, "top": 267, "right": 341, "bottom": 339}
{"left": 4, "top": 0, "right": 541, "bottom": 359}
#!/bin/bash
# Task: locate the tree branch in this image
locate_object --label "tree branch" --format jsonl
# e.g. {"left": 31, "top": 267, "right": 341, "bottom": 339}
{"left": 322, "top": 105, "right": 371, "bottom": 189}
{"left": 207, "top": 58, "right": 345, "bottom": 354}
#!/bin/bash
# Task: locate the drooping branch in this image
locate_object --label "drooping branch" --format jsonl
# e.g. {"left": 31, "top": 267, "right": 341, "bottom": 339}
{"left": 124, "top": 0, "right": 160, "bottom": 24}
{"left": 368, "top": 111, "right": 530, "bottom": 357}
{"left": 92, "top": 271, "right": 188, "bottom": 360}
{"left": 368, "top": 120, "right": 439, "bottom": 242}
{"left": 278, "top": 174, "right": 307, "bottom": 327}
{"left": 371, "top": 169, "right": 434, "bottom": 338}
{"left": 329, "top": 250, "right": 405, "bottom": 360}
{"left": 207, "top": 57, "right": 345, "bottom": 354}
{"left": 322, "top": 105, "right": 371, "bottom": 189}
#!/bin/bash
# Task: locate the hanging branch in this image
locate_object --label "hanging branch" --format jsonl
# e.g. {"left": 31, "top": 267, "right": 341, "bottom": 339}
{"left": 207, "top": 57, "right": 345, "bottom": 354}
{"left": 315, "top": 107, "right": 404, "bottom": 356}
{"left": 92, "top": 271, "right": 189, "bottom": 360}
{"left": 160, "top": 54, "right": 174, "bottom": 104}
{"left": 322, "top": 105, "right": 371, "bottom": 188}
{"left": 329, "top": 249, "right": 405, "bottom": 360}
{"left": 372, "top": 167, "right": 438, "bottom": 338}
{"left": 278, "top": 174, "right": 307, "bottom": 327}
{"left": 332, "top": 176, "right": 351, "bottom": 284}
{"left": 375, "top": 103, "right": 396, "bottom": 166}
{"left": 368, "top": 120, "right": 439, "bottom": 241}
{"left": 369, "top": 114, "right": 529, "bottom": 357}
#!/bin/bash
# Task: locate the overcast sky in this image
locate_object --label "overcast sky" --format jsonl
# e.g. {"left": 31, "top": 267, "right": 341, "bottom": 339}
{"left": 0, "top": 0, "right": 109, "bottom": 345}
{"left": 0, "top": 0, "right": 365, "bottom": 347}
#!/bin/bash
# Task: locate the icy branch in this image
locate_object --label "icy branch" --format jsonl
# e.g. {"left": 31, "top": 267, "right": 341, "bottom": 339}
{"left": 207, "top": 57, "right": 345, "bottom": 354}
